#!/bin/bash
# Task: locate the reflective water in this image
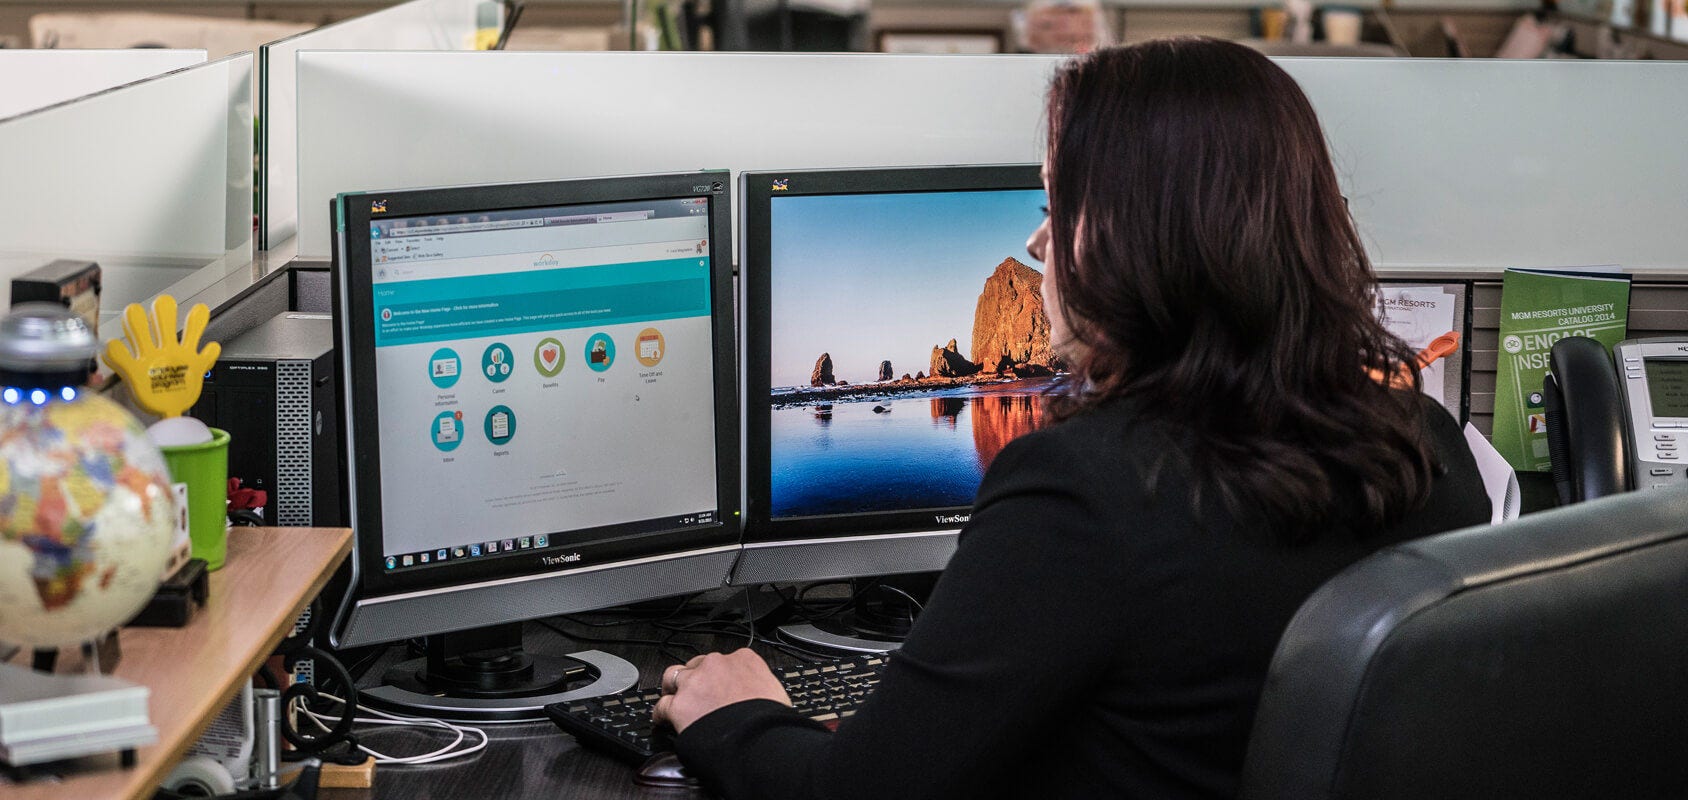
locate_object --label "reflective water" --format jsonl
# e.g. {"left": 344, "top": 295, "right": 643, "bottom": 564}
{"left": 769, "top": 380, "right": 1049, "bottom": 518}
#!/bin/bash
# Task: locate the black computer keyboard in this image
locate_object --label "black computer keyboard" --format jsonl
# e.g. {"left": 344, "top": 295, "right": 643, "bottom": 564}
{"left": 545, "top": 651, "right": 890, "bottom": 764}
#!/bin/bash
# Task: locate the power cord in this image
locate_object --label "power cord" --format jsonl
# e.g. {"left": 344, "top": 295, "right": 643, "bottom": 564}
{"left": 292, "top": 693, "right": 489, "bottom": 766}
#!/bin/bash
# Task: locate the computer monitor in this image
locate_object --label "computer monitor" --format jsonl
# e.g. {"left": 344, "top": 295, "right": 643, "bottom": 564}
{"left": 327, "top": 172, "right": 738, "bottom": 718}
{"left": 736, "top": 165, "right": 1049, "bottom": 612}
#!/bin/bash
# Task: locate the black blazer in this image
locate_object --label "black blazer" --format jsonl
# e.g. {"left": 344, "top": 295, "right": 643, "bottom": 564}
{"left": 678, "top": 393, "right": 1492, "bottom": 799}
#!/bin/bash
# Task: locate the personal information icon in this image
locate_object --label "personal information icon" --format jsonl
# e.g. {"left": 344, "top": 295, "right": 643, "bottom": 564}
{"left": 429, "top": 347, "right": 461, "bottom": 389}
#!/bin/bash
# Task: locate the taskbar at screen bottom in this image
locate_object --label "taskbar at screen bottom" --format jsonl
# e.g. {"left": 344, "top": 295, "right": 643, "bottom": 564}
{"left": 381, "top": 509, "right": 719, "bottom": 573}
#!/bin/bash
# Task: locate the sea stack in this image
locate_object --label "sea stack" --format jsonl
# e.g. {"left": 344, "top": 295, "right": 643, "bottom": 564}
{"left": 878, "top": 361, "right": 894, "bottom": 381}
{"left": 972, "top": 257, "right": 1060, "bottom": 374}
{"left": 810, "top": 353, "right": 835, "bottom": 386}
{"left": 930, "top": 339, "right": 982, "bottom": 378}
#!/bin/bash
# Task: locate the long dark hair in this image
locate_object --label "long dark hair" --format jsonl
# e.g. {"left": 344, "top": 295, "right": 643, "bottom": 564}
{"left": 1042, "top": 37, "right": 1434, "bottom": 538}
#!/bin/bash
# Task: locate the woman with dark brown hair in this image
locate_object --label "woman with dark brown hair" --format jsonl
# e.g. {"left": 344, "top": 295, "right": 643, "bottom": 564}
{"left": 656, "top": 37, "right": 1491, "bottom": 799}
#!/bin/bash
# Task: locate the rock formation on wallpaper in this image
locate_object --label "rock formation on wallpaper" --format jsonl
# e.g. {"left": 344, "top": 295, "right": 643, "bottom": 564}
{"left": 930, "top": 339, "right": 983, "bottom": 378}
{"left": 810, "top": 353, "right": 835, "bottom": 386}
{"left": 878, "top": 361, "right": 894, "bottom": 381}
{"left": 972, "top": 257, "right": 1061, "bottom": 376}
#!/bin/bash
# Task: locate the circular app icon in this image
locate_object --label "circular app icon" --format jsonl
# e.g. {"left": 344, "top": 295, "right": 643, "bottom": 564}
{"left": 482, "top": 342, "right": 514, "bottom": 382}
{"left": 431, "top": 410, "right": 464, "bottom": 452}
{"left": 634, "top": 328, "right": 666, "bottom": 368}
{"left": 534, "top": 337, "right": 565, "bottom": 377}
{"left": 485, "top": 405, "right": 516, "bottom": 446}
{"left": 585, "top": 333, "right": 616, "bottom": 372}
{"left": 381, "top": 308, "right": 393, "bottom": 322}
{"left": 428, "top": 347, "right": 461, "bottom": 389}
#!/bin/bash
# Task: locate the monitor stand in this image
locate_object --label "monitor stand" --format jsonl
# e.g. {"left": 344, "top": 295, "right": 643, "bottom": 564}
{"left": 777, "top": 574, "right": 936, "bottom": 654}
{"left": 360, "top": 622, "right": 639, "bottom": 722}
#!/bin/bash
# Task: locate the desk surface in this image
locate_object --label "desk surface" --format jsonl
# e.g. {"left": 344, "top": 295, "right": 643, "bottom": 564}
{"left": 4, "top": 526, "right": 353, "bottom": 800}
{"left": 318, "top": 602, "right": 817, "bottom": 800}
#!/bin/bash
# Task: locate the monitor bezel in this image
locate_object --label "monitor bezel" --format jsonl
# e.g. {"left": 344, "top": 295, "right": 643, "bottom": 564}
{"left": 332, "top": 171, "right": 739, "bottom": 599}
{"left": 740, "top": 163, "right": 1046, "bottom": 546}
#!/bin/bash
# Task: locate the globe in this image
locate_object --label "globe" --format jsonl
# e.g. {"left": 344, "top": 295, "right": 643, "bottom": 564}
{"left": 0, "top": 390, "right": 176, "bottom": 649}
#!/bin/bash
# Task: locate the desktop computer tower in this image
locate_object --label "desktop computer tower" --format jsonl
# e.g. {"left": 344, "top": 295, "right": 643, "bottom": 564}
{"left": 190, "top": 312, "right": 343, "bottom": 527}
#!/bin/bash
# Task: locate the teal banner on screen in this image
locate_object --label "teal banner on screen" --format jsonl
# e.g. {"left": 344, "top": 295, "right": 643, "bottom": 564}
{"left": 373, "top": 258, "right": 709, "bottom": 347}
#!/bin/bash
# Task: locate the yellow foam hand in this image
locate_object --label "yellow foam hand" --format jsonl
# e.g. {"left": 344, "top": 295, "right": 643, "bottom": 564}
{"left": 102, "top": 295, "right": 221, "bottom": 419}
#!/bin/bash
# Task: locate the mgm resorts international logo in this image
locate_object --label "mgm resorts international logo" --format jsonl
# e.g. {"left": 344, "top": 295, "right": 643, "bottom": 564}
{"left": 543, "top": 552, "right": 583, "bottom": 566}
{"left": 934, "top": 514, "right": 970, "bottom": 525}
{"left": 533, "top": 253, "right": 561, "bottom": 268}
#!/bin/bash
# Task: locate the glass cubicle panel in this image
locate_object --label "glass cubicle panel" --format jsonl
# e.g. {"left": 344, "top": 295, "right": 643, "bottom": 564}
{"left": 0, "top": 53, "right": 254, "bottom": 340}
{"left": 292, "top": 51, "right": 1063, "bottom": 260}
{"left": 0, "top": 49, "right": 206, "bottom": 120}
{"left": 293, "top": 51, "right": 1688, "bottom": 271}
{"left": 259, "top": 0, "right": 488, "bottom": 250}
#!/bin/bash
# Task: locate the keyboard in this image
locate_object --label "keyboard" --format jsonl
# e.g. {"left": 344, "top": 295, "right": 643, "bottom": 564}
{"left": 545, "top": 651, "right": 890, "bottom": 764}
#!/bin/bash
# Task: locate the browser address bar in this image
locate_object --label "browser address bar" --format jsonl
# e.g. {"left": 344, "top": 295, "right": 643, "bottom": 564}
{"left": 374, "top": 239, "right": 710, "bottom": 281}
{"left": 389, "top": 218, "right": 544, "bottom": 237}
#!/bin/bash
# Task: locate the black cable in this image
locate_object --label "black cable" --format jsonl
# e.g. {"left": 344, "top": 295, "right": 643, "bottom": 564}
{"left": 561, "top": 593, "right": 704, "bottom": 628}
{"left": 535, "top": 617, "right": 699, "bottom": 665}
{"left": 492, "top": 0, "right": 526, "bottom": 50}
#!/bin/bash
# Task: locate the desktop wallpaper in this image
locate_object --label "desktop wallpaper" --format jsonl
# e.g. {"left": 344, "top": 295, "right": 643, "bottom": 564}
{"left": 768, "top": 188, "right": 1058, "bottom": 519}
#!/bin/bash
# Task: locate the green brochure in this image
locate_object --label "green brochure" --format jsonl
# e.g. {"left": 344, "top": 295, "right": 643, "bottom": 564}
{"left": 1492, "top": 268, "right": 1631, "bottom": 472}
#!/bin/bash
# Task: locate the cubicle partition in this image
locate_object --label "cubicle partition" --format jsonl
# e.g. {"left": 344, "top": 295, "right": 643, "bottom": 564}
{"left": 291, "top": 52, "right": 1688, "bottom": 273}
{"left": 293, "top": 51, "right": 1066, "bottom": 260}
{"left": 0, "top": 53, "right": 254, "bottom": 337}
{"left": 0, "top": 49, "right": 206, "bottom": 120}
{"left": 258, "top": 0, "right": 488, "bottom": 250}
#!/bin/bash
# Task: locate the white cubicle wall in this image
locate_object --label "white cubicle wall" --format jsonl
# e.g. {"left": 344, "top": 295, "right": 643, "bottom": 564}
{"left": 259, "top": 0, "right": 487, "bottom": 250}
{"left": 295, "top": 52, "right": 1066, "bottom": 260}
{"left": 0, "top": 53, "right": 254, "bottom": 332}
{"left": 0, "top": 49, "right": 206, "bottom": 120}
{"left": 294, "top": 52, "right": 1688, "bottom": 271}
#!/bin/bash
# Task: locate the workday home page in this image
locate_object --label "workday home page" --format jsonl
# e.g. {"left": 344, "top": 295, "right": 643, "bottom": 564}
{"left": 368, "top": 200, "right": 719, "bottom": 563}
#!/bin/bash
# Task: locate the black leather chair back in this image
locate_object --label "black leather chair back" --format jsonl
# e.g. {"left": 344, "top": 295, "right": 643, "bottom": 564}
{"left": 1240, "top": 487, "right": 1688, "bottom": 800}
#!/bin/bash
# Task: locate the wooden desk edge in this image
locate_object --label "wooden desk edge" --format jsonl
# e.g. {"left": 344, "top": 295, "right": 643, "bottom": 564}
{"left": 2, "top": 527, "right": 353, "bottom": 800}
{"left": 134, "top": 527, "right": 352, "bottom": 799}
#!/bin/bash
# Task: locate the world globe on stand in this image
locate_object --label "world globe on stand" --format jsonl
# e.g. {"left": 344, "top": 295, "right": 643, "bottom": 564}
{"left": 0, "top": 389, "right": 176, "bottom": 650}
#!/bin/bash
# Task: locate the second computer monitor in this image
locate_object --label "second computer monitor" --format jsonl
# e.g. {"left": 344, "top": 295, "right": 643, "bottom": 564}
{"left": 737, "top": 164, "right": 1050, "bottom": 585}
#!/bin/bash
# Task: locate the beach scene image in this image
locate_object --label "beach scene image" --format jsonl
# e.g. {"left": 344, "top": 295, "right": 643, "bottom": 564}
{"left": 768, "top": 188, "right": 1058, "bottom": 518}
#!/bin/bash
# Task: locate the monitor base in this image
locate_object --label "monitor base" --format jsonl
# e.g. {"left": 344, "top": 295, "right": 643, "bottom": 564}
{"left": 362, "top": 649, "right": 639, "bottom": 722}
{"left": 776, "top": 623, "right": 902, "bottom": 654}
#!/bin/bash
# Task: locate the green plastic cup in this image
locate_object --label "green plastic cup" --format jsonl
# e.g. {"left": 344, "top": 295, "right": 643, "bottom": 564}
{"left": 160, "top": 428, "right": 231, "bottom": 570}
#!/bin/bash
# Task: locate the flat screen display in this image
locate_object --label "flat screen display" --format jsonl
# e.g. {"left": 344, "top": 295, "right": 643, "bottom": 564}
{"left": 745, "top": 165, "right": 1051, "bottom": 536}
{"left": 1645, "top": 358, "right": 1688, "bottom": 418}
{"left": 335, "top": 172, "right": 737, "bottom": 595}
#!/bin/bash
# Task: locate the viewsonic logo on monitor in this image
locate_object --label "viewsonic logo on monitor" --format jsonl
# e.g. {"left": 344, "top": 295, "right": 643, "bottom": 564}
{"left": 371, "top": 199, "right": 388, "bottom": 213}
{"left": 935, "top": 514, "right": 970, "bottom": 525}
{"left": 543, "top": 552, "right": 584, "bottom": 566}
{"left": 771, "top": 179, "right": 789, "bottom": 191}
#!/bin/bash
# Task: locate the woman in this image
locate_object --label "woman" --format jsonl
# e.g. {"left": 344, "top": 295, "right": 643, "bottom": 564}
{"left": 655, "top": 38, "right": 1491, "bottom": 799}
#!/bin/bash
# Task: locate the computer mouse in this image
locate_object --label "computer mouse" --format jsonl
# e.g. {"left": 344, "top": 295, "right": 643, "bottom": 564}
{"left": 634, "top": 751, "right": 699, "bottom": 789}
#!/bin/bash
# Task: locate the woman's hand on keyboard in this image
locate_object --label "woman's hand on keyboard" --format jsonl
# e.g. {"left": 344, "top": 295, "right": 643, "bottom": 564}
{"left": 653, "top": 648, "right": 792, "bottom": 733}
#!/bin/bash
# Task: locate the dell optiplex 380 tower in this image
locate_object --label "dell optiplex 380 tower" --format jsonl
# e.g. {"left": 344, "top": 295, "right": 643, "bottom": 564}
{"left": 190, "top": 312, "right": 343, "bottom": 527}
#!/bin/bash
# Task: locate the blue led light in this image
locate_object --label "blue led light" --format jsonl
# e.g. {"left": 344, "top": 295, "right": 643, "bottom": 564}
{"left": 2, "top": 388, "right": 18, "bottom": 405}
{"left": 61, "top": 386, "right": 77, "bottom": 402}
{"left": 30, "top": 389, "right": 47, "bottom": 406}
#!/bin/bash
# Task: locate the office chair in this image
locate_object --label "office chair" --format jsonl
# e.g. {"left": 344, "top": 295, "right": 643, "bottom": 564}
{"left": 1239, "top": 487, "right": 1688, "bottom": 800}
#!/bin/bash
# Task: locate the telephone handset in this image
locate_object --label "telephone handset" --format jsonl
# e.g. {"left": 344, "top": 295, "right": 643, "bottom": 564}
{"left": 1544, "top": 336, "right": 1688, "bottom": 504}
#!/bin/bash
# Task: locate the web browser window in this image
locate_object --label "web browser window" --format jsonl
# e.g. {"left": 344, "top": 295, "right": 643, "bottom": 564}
{"left": 368, "top": 197, "right": 720, "bottom": 568}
